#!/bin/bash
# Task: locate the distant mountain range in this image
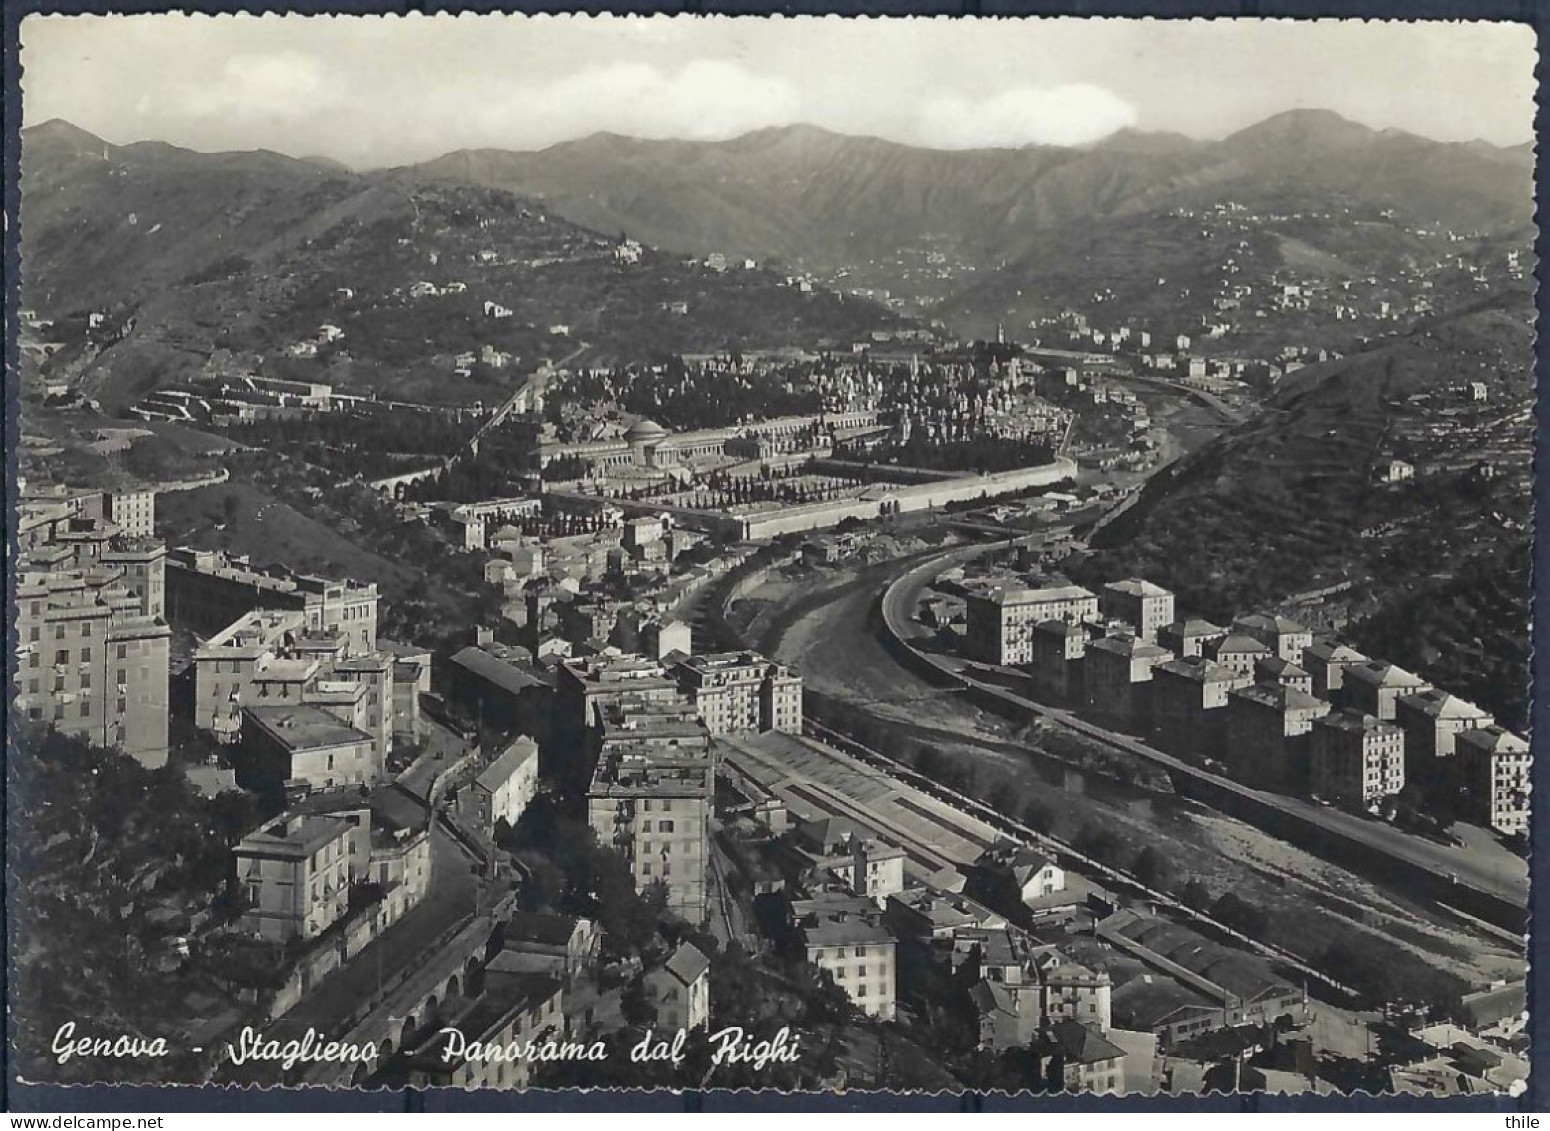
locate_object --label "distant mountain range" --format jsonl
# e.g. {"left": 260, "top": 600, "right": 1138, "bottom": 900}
{"left": 18, "top": 119, "right": 908, "bottom": 408}
{"left": 406, "top": 110, "right": 1534, "bottom": 273}
{"left": 17, "top": 109, "right": 1536, "bottom": 405}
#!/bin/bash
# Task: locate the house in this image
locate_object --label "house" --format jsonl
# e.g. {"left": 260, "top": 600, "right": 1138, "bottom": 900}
{"left": 461, "top": 735, "right": 539, "bottom": 836}
{"left": 233, "top": 813, "right": 356, "bottom": 941}
{"left": 1037, "top": 1019, "right": 1127, "bottom": 1095}
{"left": 645, "top": 941, "right": 712, "bottom": 1032}
{"left": 492, "top": 911, "right": 600, "bottom": 978}
{"left": 788, "top": 817, "right": 906, "bottom": 903}
{"left": 1383, "top": 459, "right": 1415, "bottom": 483}
{"left": 238, "top": 703, "right": 381, "bottom": 793}
{"left": 968, "top": 843, "right": 1067, "bottom": 915}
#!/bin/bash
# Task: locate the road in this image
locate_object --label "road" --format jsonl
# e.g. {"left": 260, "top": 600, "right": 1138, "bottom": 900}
{"left": 880, "top": 546, "right": 1528, "bottom": 905}
{"left": 398, "top": 716, "right": 473, "bottom": 803}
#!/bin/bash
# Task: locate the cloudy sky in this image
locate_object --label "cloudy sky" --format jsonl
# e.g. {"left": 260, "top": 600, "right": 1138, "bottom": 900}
{"left": 20, "top": 15, "right": 1537, "bottom": 167}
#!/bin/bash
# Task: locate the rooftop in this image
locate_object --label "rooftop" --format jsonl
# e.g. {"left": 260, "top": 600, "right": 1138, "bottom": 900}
{"left": 236, "top": 813, "right": 352, "bottom": 858}
{"left": 1315, "top": 708, "right": 1401, "bottom": 736}
{"left": 244, "top": 703, "right": 373, "bottom": 751}
{"left": 1396, "top": 688, "right": 1491, "bottom": 721}
{"left": 1105, "top": 578, "right": 1172, "bottom": 599}
{"left": 1234, "top": 613, "right": 1310, "bottom": 636}
{"left": 978, "top": 583, "right": 1096, "bottom": 608}
{"left": 1345, "top": 660, "right": 1428, "bottom": 689}
{"left": 660, "top": 941, "right": 711, "bottom": 987}
{"left": 1210, "top": 634, "right": 1272, "bottom": 656}
{"left": 450, "top": 644, "right": 552, "bottom": 697}
{"left": 1156, "top": 655, "right": 1241, "bottom": 684}
{"left": 1456, "top": 725, "right": 1529, "bottom": 756}
{"left": 1230, "top": 683, "right": 1326, "bottom": 712}
{"left": 475, "top": 736, "right": 539, "bottom": 792}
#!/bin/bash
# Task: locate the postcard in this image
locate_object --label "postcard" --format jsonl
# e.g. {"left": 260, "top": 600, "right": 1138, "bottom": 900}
{"left": 8, "top": 11, "right": 1536, "bottom": 1103}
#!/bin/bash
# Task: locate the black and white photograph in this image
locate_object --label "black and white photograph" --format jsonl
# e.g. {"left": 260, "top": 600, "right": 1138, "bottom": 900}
{"left": 6, "top": 12, "right": 1538, "bottom": 1102}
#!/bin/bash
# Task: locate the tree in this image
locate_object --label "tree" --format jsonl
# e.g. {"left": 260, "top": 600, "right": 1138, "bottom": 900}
{"left": 620, "top": 975, "right": 655, "bottom": 1029}
{"left": 1211, "top": 892, "right": 1268, "bottom": 937}
{"left": 1132, "top": 846, "right": 1176, "bottom": 892}
{"left": 1180, "top": 878, "right": 1213, "bottom": 911}
{"left": 1021, "top": 800, "right": 1055, "bottom": 835}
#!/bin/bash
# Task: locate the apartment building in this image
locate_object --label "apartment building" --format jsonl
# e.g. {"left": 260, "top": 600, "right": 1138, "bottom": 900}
{"left": 14, "top": 535, "right": 172, "bottom": 769}
{"left": 669, "top": 651, "right": 803, "bottom": 736}
{"left": 645, "top": 942, "right": 712, "bottom": 1033}
{"left": 557, "top": 654, "right": 683, "bottom": 743}
{"left": 586, "top": 737, "right": 714, "bottom": 922}
{"left": 1232, "top": 614, "right": 1313, "bottom": 663}
{"left": 965, "top": 583, "right": 1099, "bottom": 666}
{"left": 105, "top": 488, "right": 157, "bottom": 539}
{"left": 1225, "top": 684, "right": 1331, "bottom": 791}
{"left": 240, "top": 703, "right": 382, "bottom": 791}
{"left": 1030, "top": 619, "right": 1087, "bottom": 702}
{"left": 234, "top": 813, "right": 356, "bottom": 941}
{"left": 463, "top": 736, "right": 541, "bottom": 836}
{"left": 789, "top": 818, "right": 907, "bottom": 904}
{"left": 192, "top": 611, "right": 391, "bottom": 758}
{"left": 167, "top": 547, "right": 378, "bottom": 655}
{"left": 1394, "top": 689, "right": 1494, "bottom": 765}
{"left": 1158, "top": 619, "right": 1226, "bottom": 659}
{"left": 1101, "top": 579, "right": 1175, "bottom": 642}
{"left": 1311, "top": 709, "right": 1406, "bottom": 812}
{"left": 1300, "top": 642, "right": 1367, "bottom": 698}
{"left": 1149, "top": 656, "right": 1252, "bottom": 762}
{"left": 405, "top": 974, "right": 565, "bottom": 1090}
{"left": 1339, "top": 661, "right": 1432, "bottom": 722}
{"left": 1455, "top": 726, "right": 1531, "bottom": 836}
{"left": 1083, "top": 634, "right": 1171, "bottom": 732}
{"left": 1204, "top": 634, "right": 1272, "bottom": 680}
{"left": 795, "top": 896, "right": 897, "bottom": 1020}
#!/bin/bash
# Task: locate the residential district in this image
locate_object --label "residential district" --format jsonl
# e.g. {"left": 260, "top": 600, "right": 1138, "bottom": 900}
{"left": 12, "top": 381, "right": 1528, "bottom": 1095}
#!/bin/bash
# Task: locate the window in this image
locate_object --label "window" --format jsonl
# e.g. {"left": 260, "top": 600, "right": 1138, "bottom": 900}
{"left": 55, "top": 625, "right": 65, "bottom": 640}
{"left": 660, "top": 819, "right": 675, "bottom": 833}
{"left": 80, "top": 701, "right": 92, "bottom": 718}
{"left": 55, "top": 650, "right": 69, "bottom": 666}
{"left": 117, "top": 644, "right": 128, "bottom": 660}
{"left": 642, "top": 863, "right": 653, "bottom": 876}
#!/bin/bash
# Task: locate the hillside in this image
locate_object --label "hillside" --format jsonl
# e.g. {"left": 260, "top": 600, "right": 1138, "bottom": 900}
{"left": 407, "top": 111, "right": 1534, "bottom": 319}
{"left": 19, "top": 121, "right": 911, "bottom": 409}
{"left": 1079, "top": 292, "right": 1534, "bottom": 729}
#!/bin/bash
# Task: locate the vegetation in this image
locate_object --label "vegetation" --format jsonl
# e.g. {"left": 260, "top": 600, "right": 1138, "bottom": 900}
{"left": 10, "top": 726, "right": 266, "bottom": 1083}
{"left": 847, "top": 436, "right": 1056, "bottom": 475}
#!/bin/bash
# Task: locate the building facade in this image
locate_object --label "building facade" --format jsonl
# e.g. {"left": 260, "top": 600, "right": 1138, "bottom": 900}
{"left": 965, "top": 584, "right": 1100, "bottom": 666}
{"left": 1311, "top": 710, "right": 1406, "bottom": 812}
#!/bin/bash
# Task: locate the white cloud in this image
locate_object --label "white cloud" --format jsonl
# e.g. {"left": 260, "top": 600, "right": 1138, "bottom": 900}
{"left": 916, "top": 84, "right": 1137, "bottom": 149}
{"left": 195, "top": 51, "right": 332, "bottom": 119}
